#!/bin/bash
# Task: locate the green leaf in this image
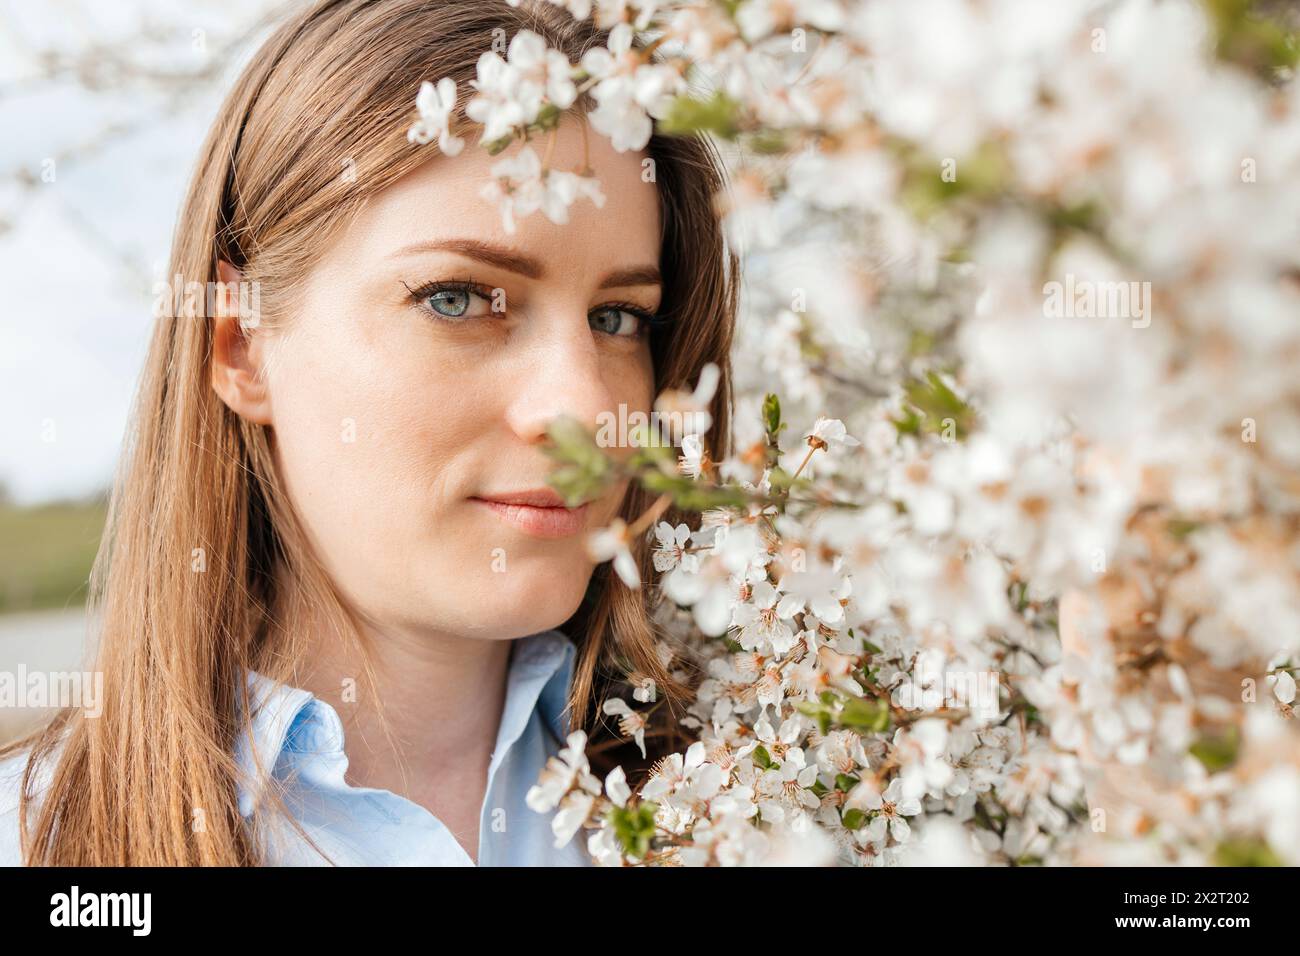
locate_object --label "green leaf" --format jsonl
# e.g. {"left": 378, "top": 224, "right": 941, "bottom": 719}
{"left": 798, "top": 696, "right": 836, "bottom": 736}
{"left": 841, "top": 808, "right": 867, "bottom": 830}
{"left": 542, "top": 415, "right": 618, "bottom": 506}
{"left": 898, "top": 140, "right": 1011, "bottom": 218}
{"left": 1205, "top": 0, "right": 1300, "bottom": 76}
{"left": 796, "top": 700, "right": 822, "bottom": 718}
{"left": 752, "top": 744, "right": 775, "bottom": 770}
{"left": 767, "top": 465, "right": 794, "bottom": 493}
{"left": 1046, "top": 199, "right": 1105, "bottom": 235}
{"left": 908, "top": 329, "right": 937, "bottom": 357}
{"left": 608, "top": 802, "right": 659, "bottom": 859}
{"left": 901, "top": 370, "right": 974, "bottom": 440}
{"left": 891, "top": 406, "right": 923, "bottom": 436}
{"left": 1189, "top": 725, "right": 1240, "bottom": 774}
{"left": 1212, "top": 836, "right": 1282, "bottom": 867}
{"left": 839, "top": 696, "right": 891, "bottom": 733}
{"left": 763, "top": 393, "right": 782, "bottom": 437}
{"left": 483, "top": 132, "right": 517, "bottom": 156}
{"left": 637, "top": 470, "right": 750, "bottom": 511}
{"left": 626, "top": 419, "right": 674, "bottom": 451}
{"left": 746, "top": 128, "right": 790, "bottom": 154}
{"left": 534, "top": 102, "right": 562, "bottom": 129}
{"left": 1167, "top": 517, "right": 1203, "bottom": 539}
{"left": 658, "top": 91, "right": 742, "bottom": 139}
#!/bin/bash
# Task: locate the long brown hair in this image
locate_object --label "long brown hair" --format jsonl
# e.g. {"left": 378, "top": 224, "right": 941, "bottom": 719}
{"left": 1, "top": 0, "right": 736, "bottom": 865}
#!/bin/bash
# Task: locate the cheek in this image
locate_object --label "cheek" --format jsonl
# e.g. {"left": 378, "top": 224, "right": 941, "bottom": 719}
{"left": 264, "top": 317, "right": 474, "bottom": 544}
{"left": 595, "top": 352, "right": 656, "bottom": 523}
{"left": 613, "top": 344, "right": 656, "bottom": 416}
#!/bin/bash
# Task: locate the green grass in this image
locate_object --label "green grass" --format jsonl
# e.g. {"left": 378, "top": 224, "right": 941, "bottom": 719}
{"left": 0, "top": 499, "right": 108, "bottom": 614}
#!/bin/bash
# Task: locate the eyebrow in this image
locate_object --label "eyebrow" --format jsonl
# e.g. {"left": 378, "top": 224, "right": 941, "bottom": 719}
{"left": 387, "top": 238, "right": 661, "bottom": 289}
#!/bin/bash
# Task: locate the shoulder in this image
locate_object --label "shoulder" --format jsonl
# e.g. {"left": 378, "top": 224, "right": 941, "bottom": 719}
{"left": 0, "top": 736, "right": 65, "bottom": 866}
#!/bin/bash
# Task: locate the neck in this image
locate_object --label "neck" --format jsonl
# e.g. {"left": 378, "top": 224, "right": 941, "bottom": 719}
{"left": 276, "top": 586, "right": 512, "bottom": 841}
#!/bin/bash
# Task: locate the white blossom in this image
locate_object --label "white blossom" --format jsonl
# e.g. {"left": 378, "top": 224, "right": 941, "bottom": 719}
{"left": 580, "top": 22, "right": 685, "bottom": 151}
{"left": 602, "top": 697, "right": 648, "bottom": 757}
{"left": 586, "top": 516, "right": 642, "bottom": 588}
{"left": 475, "top": 0, "right": 1300, "bottom": 867}
{"left": 407, "top": 78, "right": 465, "bottom": 156}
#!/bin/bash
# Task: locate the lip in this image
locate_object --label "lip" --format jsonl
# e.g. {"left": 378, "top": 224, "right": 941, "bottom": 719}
{"left": 470, "top": 488, "right": 589, "bottom": 539}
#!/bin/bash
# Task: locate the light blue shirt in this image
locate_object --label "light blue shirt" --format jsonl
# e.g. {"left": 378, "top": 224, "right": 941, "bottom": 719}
{"left": 0, "top": 628, "right": 590, "bottom": 866}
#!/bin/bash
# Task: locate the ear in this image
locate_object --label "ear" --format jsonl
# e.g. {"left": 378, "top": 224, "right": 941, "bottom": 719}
{"left": 210, "top": 259, "right": 274, "bottom": 425}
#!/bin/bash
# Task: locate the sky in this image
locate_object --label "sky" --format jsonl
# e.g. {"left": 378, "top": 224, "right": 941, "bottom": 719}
{"left": 0, "top": 0, "right": 285, "bottom": 504}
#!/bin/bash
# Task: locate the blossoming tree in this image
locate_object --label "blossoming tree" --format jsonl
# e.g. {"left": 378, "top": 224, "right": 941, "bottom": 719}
{"left": 410, "top": 0, "right": 1300, "bottom": 865}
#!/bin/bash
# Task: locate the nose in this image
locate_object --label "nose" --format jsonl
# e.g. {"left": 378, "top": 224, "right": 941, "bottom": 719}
{"left": 502, "top": 311, "right": 618, "bottom": 447}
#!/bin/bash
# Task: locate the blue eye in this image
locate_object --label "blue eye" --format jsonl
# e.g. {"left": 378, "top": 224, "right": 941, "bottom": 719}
{"left": 590, "top": 304, "right": 654, "bottom": 337}
{"left": 428, "top": 288, "right": 471, "bottom": 317}
{"left": 404, "top": 280, "right": 494, "bottom": 321}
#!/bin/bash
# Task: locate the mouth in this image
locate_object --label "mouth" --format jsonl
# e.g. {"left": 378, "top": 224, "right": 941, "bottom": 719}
{"left": 469, "top": 488, "right": 590, "bottom": 539}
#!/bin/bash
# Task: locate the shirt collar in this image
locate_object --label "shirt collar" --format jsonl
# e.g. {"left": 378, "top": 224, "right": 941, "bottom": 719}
{"left": 233, "top": 629, "right": 578, "bottom": 819}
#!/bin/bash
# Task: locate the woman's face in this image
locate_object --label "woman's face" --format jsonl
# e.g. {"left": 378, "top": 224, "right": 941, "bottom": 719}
{"left": 257, "top": 116, "right": 659, "bottom": 640}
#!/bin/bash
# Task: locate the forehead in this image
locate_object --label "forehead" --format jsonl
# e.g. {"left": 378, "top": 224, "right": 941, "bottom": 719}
{"left": 342, "top": 115, "right": 661, "bottom": 275}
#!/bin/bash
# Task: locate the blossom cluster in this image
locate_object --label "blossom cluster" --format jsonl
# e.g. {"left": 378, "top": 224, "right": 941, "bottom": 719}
{"left": 411, "top": 0, "right": 1300, "bottom": 866}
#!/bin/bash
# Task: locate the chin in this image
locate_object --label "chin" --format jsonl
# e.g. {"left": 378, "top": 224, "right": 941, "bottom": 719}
{"left": 421, "top": 561, "right": 589, "bottom": 639}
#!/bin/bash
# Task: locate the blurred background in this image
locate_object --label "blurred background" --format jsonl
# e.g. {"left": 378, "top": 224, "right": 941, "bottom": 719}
{"left": 0, "top": 0, "right": 291, "bottom": 742}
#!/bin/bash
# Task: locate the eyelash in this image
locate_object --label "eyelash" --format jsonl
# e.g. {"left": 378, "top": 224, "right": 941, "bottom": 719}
{"left": 402, "top": 279, "right": 667, "bottom": 339}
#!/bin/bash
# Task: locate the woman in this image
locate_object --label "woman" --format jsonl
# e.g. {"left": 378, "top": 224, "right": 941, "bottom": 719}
{"left": 0, "top": 0, "right": 736, "bottom": 865}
